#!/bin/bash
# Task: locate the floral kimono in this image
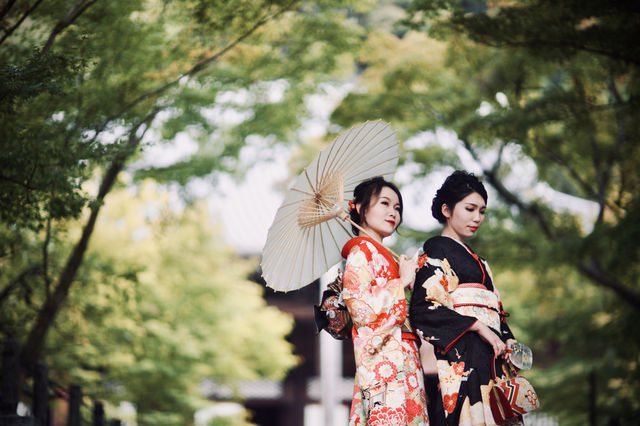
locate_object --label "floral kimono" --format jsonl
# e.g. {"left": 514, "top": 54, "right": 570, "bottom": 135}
{"left": 342, "top": 237, "right": 429, "bottom": 426}
{"left": 409, "top": 236, "right": 522, "bottom": 426}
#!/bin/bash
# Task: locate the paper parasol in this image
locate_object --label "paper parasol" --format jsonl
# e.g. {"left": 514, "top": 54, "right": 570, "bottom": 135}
{"left": 261, "top": 120, "right": 399, "bottom": 292}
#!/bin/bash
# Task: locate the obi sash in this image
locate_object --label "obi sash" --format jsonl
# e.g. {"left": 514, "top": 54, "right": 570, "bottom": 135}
{"left": 451, "top": 283, "right": 501, "bottom": 331}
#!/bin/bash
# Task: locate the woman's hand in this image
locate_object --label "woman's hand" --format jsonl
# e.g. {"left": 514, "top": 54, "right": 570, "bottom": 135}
{"left": 470, "top": 321, "right": 507, "bottom": 357}
{"left": 399, "top": 255, "right": 417, "bottom": 290}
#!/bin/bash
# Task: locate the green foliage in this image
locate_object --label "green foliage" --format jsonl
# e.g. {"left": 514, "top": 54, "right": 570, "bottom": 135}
{"left": 1, "top": 0, "right": 363, "bottom": 227}
{"left": 134, "top": 0, "right": 364, "bottom": 183}
{"left": 1, "top": 1, "right": 364, "bottom": 423}
{"left": 207, "top": 407, "right": 255, "bottom": 426}
{"left": 583, "top": 197, "right": 640, "bottom": 271}
{"left": 2, "top": 179, "right": 297, "bottom": 424}
{"left": 505, "top": 265, "right": 640, "bottom": 424}
{"left": 0, "top": 50, "right": 105, "bottom": 228}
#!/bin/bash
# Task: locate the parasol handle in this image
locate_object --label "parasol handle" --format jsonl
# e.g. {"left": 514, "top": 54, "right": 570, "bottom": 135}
{"left": 335, "top": 207, "right": 401, "bottom": 260}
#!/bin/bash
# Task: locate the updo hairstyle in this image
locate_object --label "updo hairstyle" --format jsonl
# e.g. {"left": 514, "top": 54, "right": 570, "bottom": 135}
{"left": 349, "top": 176, "right": 403, "bottom": 236}
{"left": 431, "top": 170, "right": 487, "bottom": 224}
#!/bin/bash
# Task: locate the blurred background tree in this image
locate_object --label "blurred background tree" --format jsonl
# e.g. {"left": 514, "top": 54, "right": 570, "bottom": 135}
{"left": 2, "top": 178, "right": 297, "bottom": 424}
{"left": 1, "top": 0, "right": 362, "bottom": 423}
{"left": 3, "top": 0, "right": 639, "bottom": 424}
{"left": 329, "top": 0, "right": 639, "bottom": 424}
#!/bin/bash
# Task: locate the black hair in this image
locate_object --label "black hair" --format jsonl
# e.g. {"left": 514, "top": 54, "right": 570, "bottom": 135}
{"left": 431, "top": 170, "right": 488, "bottom": 224}
{"left": 349, "top": 176, "right": 403, "bottom": 235}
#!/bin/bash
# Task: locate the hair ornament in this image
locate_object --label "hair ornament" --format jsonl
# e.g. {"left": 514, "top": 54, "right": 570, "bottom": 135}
{"left": 348, "top": 199, "right": 356, "bottom": 212}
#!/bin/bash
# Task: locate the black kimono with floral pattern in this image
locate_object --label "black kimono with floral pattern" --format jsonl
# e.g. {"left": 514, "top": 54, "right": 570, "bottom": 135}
{"left": 409, "top": 236, "right": 520, "bottom": 426}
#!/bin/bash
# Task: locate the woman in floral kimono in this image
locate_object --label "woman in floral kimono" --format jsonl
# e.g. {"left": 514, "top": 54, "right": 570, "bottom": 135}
{"left": 342, "top": 177, "right": 429, "bottom": 426}
{"left": 410, "top": 171, "right": 522, "bottom": 426}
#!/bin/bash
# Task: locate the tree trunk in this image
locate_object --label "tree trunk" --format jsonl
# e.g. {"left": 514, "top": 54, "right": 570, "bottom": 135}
{"left": 20, "top": 125, "right": 142, "bottom": 374}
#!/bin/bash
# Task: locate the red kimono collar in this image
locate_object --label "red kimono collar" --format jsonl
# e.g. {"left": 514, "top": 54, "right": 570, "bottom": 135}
{"left": 341, "top": 236, "right": 397, "bottom": 267}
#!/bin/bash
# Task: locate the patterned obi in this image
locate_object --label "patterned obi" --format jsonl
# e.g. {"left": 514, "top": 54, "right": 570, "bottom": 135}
{"left": 450, "top": 283, "right": 501, "bottom": 331}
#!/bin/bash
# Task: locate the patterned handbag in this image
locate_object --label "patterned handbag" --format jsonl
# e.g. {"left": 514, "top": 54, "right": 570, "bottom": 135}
{"left": 313, "top": 272, "right": 353, "bottom": 340}
{"left": 489, "top": 369, "right": 540, "bottom": 423}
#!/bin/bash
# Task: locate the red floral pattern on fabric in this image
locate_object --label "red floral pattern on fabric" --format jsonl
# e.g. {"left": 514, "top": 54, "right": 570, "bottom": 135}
{"left": 369, "top": 405, "right": 405, "bottom": 425}
{"left": 443, "top": 392, "right": 458, "bottom": 414}
{"left": 526, "top": 388, "right": 539, "bottom": 405}
{"left": 439, "top": 275, "right": 449, "bottom": 291}
{"left": 452, "top": 361, "right": 465, "bottom": 375}
{"left": 417, "top": 254, "right": 428, "bottom": 269}
{"left": 374, "top": 360, "right": 398, "bottom": 383}
{"left": 405, "top": 398, "right": 422, "bottom": 420}
{"left": 406, "top": 372, "right": 419, "bottom": 391}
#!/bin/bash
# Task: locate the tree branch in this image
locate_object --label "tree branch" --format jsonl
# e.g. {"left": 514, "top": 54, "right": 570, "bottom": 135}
{"left": 606, "top": 77, "right": 628, "bottom": 210}
{"left": 42, "top": 215, "right": 52, "bottom": 296}
{"left": 533, "top": 136, "right": 626, "bottom": 219}
{"left": 491, "top": 141, "right": 506, "bottom": 174}
{"left": 41, "top": 0, "right": 98, "bottom": 54}
{"left": 89, "top": 1, "right": 295, "bottom": 144}
{"left": 579, "top": 260, "right": 640, "bottom": 309}
{"left": 458, "top": 136, "right": 556, "bottom": 239}
{"left": 0, "top": 174, "right": 39, "bottom": 190}
{"left": 480, "top": 38, "right": 640, "bottom": 67}
{"left": 0, "top": 265, "right": 41, "bottom": 305}
{"left": 484, "top": 168, "right": 556, "bottom": 239}
{"left": 569, "top": 74, "right": 609, "bottom": 224}
{"left": 459, "top": 135, "right": 480, "bottom": 161}
{"left": 0, "top": 0, "right": 17, "bottom": 23}
{"left": 21, "top": 108, "right": 160, "bottom": 372}
{"left": 0, "top": 0, "right": 44, "bottom": 46}
{"left": 535, "top": 141, "right": 598, "bottom": 200}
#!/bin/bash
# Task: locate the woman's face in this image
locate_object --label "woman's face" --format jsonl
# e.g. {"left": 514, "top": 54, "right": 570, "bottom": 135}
{"left": 442, "top": 191, "right": 486, "bottom": 241}
{"left": 358, "top": 186, "right": 401, "bottom": 242}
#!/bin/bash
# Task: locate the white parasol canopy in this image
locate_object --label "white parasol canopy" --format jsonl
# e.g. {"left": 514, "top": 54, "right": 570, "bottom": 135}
{"left": 261, "top": 120, "right": 399, "bottom": 292}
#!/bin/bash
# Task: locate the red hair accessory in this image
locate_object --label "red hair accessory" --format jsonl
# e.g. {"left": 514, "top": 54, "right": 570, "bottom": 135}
{"left": 348, "top": 199, "right": 356, "bottom": 212}
{"left": 417, "top": 254, "right": 428, "bottom": 269}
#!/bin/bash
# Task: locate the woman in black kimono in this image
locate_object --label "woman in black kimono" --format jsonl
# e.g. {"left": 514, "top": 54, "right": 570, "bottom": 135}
{"left": 410, "top": 171, "right": 522, "bottom": 425}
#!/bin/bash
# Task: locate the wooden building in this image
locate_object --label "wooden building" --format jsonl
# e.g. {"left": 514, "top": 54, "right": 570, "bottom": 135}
{"left": 202, "top": 268, "right": 355, "bottom": 426}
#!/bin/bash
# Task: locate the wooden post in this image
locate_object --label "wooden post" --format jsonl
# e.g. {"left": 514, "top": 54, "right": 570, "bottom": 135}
{"left": 93, "top": 401, "right": 105, "bottom": 426}
{"left": 33, "top": 363, "right": 49, "bottom": 424}
{"left": 589, "top": 370, "right": 596, "bottom": 426}
{"left": 320, "top": 266, "right": 342, "bottom": 426}
{"left": 0, "top": 338, "right": 20, "bottom": 415}
{"left": 67, "top": 385, "right": 82, "bottom": 426}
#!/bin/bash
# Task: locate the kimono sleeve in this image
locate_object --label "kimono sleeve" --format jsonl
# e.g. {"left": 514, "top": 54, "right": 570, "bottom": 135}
{"left": 409, "top": 239, "right": 476, "bottom": 353}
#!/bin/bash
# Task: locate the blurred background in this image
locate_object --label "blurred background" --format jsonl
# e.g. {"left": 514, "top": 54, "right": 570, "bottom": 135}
{"left": 1, "top": 0, "right": 638, "bottom": 425}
